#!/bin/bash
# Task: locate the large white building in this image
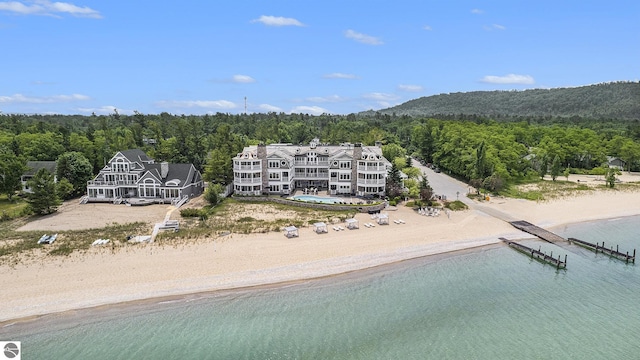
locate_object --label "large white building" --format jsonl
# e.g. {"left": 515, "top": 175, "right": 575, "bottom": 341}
{"left": 233, "top": 139, "right": 390, "bottom": 197}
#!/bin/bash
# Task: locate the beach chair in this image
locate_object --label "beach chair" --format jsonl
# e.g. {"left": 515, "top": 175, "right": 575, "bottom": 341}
{"left": 399, "top": 219, "right": 405, "bottom": 224}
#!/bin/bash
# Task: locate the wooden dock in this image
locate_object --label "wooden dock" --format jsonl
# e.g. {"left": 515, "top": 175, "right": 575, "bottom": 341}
{"left": 509, "top": 220, "right": 566, "bottom": 243}
{"left": 500, "top": 238, "right": 567, "bottom": 269}
{"left": 568, "top": 237, "right": 636, "bottom": 263}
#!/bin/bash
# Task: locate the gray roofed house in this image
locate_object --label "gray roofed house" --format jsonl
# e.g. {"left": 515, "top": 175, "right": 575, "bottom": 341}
{"left": 21, "top": 161, "right": 57, "bottom": 193}
{"left": 86, "top": 150, "right": 204, "bottom": 204}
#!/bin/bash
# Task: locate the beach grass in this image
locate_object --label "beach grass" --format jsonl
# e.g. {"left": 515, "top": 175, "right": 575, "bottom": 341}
{"left": 0, "top": 221, "right": 149, "bottom": 265}
{"left": 158, "top": 199, "right": 355, "bottom": 242}
{"left": 0, "top": 196, "right": 29, "bottom": 221}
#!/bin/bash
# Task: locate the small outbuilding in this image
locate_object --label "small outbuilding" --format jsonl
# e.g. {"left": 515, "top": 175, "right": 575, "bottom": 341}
{"left": 345, "top": 218, "right": 359, "bottom": 229}
{"left": 377, "top": 213, "right": 389, "bottom": 225}
{"left": 284, "top": 226, "right": 299, "bottom": 238}
{"left": 313, "top": 222, "right": 328, "bottom": 234}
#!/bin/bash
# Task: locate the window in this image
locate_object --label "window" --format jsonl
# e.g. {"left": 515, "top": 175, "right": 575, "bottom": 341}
{"left": 268, "top": 161, "right": 279, "bottom": 168}
{"left": 340, "top": 161, "right": 351, "bottom": 169}
{"left": 339, "top": 173, "right": 350, "bottom": 181}
{"left": 269, "top": 172, "right": 280, "bottom": 180}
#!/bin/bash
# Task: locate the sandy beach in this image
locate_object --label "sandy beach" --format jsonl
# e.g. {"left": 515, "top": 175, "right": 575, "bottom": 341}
{"left": 1, "top": 177, "right": 640, "bottom": 324}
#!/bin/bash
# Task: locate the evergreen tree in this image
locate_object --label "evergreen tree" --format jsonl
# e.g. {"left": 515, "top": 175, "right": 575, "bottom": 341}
{"left": 550, "top": 155, "right": 562, "bottom": 181}
{"left": 26, "top": 168, "right": 61, "bottom": 215}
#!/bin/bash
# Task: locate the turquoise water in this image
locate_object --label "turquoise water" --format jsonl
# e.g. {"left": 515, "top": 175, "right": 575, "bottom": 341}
{"left": 3, "top": 216, "right": 640, "bottom": 359}
{"left": 291, "top": 195, "right": 341, "bottom": 204}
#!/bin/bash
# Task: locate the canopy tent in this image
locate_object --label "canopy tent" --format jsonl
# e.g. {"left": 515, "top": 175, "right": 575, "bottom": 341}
{"left": 313, "top": 222, "right": 328, "bottom": 234}
{"left": 377, "top": 213, "right": 389, "bottom": 225}
{"left": 283, "top": 226, "right": 299, "bottom": 238}
{"left": 345, "top": 218, "right": 359, "bottom": 229}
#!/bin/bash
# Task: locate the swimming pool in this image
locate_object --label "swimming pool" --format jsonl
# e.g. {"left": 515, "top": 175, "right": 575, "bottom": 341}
{"left": 290, "top": 195, "right": 341, "bottom": 204}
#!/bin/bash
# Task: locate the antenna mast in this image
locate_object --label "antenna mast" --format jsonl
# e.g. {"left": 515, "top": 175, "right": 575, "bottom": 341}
{"left": 244, "top": 96, "right": 247, "bottom": 114}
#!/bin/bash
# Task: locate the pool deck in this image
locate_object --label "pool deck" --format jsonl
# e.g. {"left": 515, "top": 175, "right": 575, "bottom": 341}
{"left": 290, "top": 190, "right": 369, "bottom": 205}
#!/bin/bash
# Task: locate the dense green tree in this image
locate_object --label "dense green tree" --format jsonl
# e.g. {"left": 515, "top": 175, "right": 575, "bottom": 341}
{"left": 550, "top": 155, "right": 562, "bottom": 181}
{"left": 381, "top": 144, "right": 406, "bottom": 164}
{"left": 56, "top": 152, "right": 93, "bottom": 198}
{"left": 0, "top": 149, "right": 27, "bottom": 201}
{"left": 26, "top": 168, "right": 61, "bottom": 215}
{"left": 204, "top": 149, "right": 233, "bottom": 185}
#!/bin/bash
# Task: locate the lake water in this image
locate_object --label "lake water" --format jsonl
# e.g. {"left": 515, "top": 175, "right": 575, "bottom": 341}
{"left": 3, "top": 216, "right": 640, "bottom": 359}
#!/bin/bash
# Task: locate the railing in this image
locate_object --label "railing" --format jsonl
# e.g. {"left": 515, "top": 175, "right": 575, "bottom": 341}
{"left": 234, "top": 165, "right": 262, "bottom": 170}
{"left": 235, "top": 178, "right": 262, "bottom": 184}
{"left": 357, "top": 179, "right": 386, "bottom": 185}
{"left": 88, "top": 180, "right": 136, "bottom": 186}
{"left": 357, "top": 166, "right": 386, "bottom": 172}
{"left": 293, "top": 173, "right": 329, "bottom": 179}
{"left": 293, "top": 161, "right": 330, "bottom": 166}
{"left": 236, "top": 190, "right": 262, "bottom": 196}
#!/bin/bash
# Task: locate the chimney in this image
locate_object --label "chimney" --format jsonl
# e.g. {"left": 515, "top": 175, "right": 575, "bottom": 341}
{"left": 161, "top": 162, "right": 169, "bottom": 178}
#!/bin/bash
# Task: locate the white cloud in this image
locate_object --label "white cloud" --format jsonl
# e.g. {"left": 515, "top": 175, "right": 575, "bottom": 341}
{"left": 232, "top": 74, "right": 256, "bottom": 83}
{"left": 251, "top": 15, "right": 304, "bottom": 27}
{"left": 362, "top": 92, "right": 399, "bottom": 102}
{"left": 0, "top": 1, "right": 102, "bottom": 18}
{"left": 76, "top": 105, "right": 133, "bottom": 115}
{"left": 480, "top": 74, "right": 535, "bottom": 85}
{"left": 323, "top": 72, "right": 357, "bottom": 79}
{"left": 0, "top": 93, "right": 90, "bottom": 103}
{"left": 156, "top": 99, "right": 237, "bottom": 109}
{"left": 423, "top": 25, "right": 432, "bottom": 31}
{"left": 306, "top": 95, "right": 346, "bottom": 103}
{"left": 471, "top": 8, "right": 484, "bottom": 14}
{"left": 398, "top": 84, "right": 424, "bottom": 92}
{"left": 344, "top": 29, "right": 383, "bottom": 45}
{"left": 257, "top": 104, "right": 282, "bottom": 113}
{"left": 484, "top": 24, "right": 506, "bottom": 31}
{"left": 289, "top": 105, "right": 329, "bottom": 115}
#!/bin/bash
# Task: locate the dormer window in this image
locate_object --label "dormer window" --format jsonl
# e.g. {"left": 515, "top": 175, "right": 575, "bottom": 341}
{"left": 166, "top": 179, "right": 181, "bottom": 186}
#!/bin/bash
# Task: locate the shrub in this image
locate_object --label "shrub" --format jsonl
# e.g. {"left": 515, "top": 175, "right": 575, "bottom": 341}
{"left": 180, "top": 208, "right": 208, "bottom": 218}
{"left": 445, "top": 200, "right": 468, "bottom": 211}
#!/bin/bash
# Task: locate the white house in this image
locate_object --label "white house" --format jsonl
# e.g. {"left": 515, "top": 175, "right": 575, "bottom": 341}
{"left": 86, "top": 149, "right": 204, "bottom": 204}
{"left": 21, "top": 161, "right": 57, "bottom": 193}
{"left": 233, "top": 139, "right": 390, "bottom": 197}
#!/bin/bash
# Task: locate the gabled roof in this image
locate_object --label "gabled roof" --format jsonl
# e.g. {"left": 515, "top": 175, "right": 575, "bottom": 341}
{"left": 24, "top": 161, "right": 57, "bottom": 176}
{"left": 141, "top": 163, "right": 200, "bottom": 188}
{"left": 119, "top": 149, "right": 153, "bottom": 164}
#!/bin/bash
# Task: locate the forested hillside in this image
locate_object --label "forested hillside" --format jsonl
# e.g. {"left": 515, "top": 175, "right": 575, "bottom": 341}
{"left": 365, "top": 82, "right": 640, "bottom": 120}
{"left": 2, "top": 92, "right": 640, "bottom": 208}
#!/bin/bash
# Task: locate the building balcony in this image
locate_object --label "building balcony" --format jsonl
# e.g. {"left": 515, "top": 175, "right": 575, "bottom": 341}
{"left": 234, "top": 165, "right": 262, "bottom": 171}
{"left": 357, "top": 179, "right": 386, "bottom": 185}
{"left": 292, "top": 173, "right": 329, "bottom": 179}
{"left": 357, "top": 166, "right": 386, "bottom": 172}
{"left": 293, "top": 161, "right": 330, "bottom": 167}
{"left": 235, "top": 178, "right": 262, "bottom": 184}
{"left": 87, "top": 180, "right": 137, "bottom": 187}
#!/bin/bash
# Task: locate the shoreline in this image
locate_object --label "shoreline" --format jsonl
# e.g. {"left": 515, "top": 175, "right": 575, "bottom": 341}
{"left": 1, "top": 239, "right": 507, "bottom": 330}
{"left": 2, "top": 188, "right": 640, "bottom": 326}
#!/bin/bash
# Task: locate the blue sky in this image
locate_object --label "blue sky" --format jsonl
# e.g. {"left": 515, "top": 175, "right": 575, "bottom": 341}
{"left": 0, "top": 1, "right": 638, "bottom": 116}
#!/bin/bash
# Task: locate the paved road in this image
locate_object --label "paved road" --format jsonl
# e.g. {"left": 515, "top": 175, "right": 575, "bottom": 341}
{"left": 412, "top": 159, "right": 473, "bottom": 206}
{"left": 411, "top": 158, "right": 517, "bottom": 222}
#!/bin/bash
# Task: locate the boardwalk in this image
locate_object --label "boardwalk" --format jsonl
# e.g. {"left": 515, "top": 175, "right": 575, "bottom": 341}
{"left": 509, "top": 220, "right": 566, "bottom": 243}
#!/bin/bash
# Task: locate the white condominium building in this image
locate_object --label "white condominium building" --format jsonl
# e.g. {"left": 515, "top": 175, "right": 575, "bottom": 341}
{"left": 233, "top": 139, "right": 390, "bottom": 196}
